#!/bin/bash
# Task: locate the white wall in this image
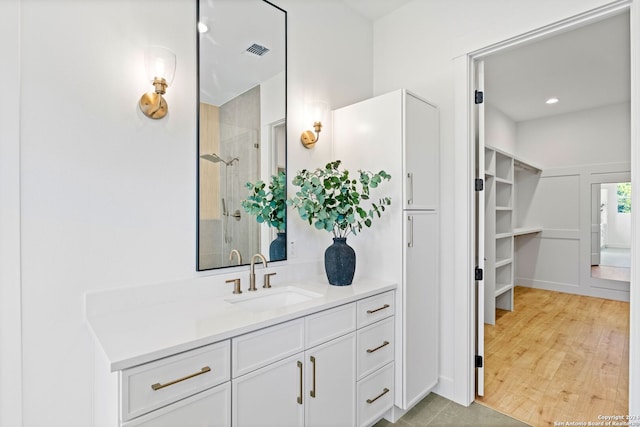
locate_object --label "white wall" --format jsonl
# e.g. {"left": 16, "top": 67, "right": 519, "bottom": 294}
{"left": 1, "top": 0, "right": 374, "bottom": 425}
{"left": 486, "top": 103, "right": 517, "bottom": 154}
{"left": 513, "top": 103, "right": 630, "bottom": 300}
{"left": 516, "top": 102, "right": 631, "bottom": 167}
{"left": 372, "top": 0, "right": 624, "bottom": 405}
{"left": 0, "top": 1, "right": 22, "bottom": 426}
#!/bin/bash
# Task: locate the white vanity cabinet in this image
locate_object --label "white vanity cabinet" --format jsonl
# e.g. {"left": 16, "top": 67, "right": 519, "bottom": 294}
{"left": 231, "top": 291, "right": 396, "bottom": 427}
{"left": 355, "top": 293, "right": 395, "bottom": 427}
{"left": 122, "top": 384, "right": 230, "bottom": 427}
{"left": 119, "top": 340, "right": 231, "bottom": 427}
{"left": 231, "top": 304, "right": 357, "bottom": 427}
{"left": 89, "top": 282, "right": 397, "bottom": 427}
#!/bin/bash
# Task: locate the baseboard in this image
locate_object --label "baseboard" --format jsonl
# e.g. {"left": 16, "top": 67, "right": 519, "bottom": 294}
{"left": 432, "top": 375, "right": 455, "bottom": 402}
{"left": 516, "top": 277, "right": 629, "bottom": 302}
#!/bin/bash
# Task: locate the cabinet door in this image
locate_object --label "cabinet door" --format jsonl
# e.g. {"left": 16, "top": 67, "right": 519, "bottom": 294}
{"left": 404, "top": 93, "right": 439, "bottom": 210}
{"left": 403, "top": 211, "right": 439, "bottom": 408}
{"left": 232, "top": 353, "right": 304, "bottom": 427}
{"left": 305, "top": 333, "right": 356, "bottom": 427}
{"left": 122, "top": 383, "right": 230, "bottom": 427}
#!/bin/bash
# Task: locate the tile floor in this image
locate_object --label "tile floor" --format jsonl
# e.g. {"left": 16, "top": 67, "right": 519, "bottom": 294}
{"left": 373, "top": 393, "right": 531, "bottom": 426}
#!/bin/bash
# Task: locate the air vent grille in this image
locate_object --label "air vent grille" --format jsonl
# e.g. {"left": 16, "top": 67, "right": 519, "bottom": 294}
{"left": 246, "top": 43, "right": 270, "bottom": 56}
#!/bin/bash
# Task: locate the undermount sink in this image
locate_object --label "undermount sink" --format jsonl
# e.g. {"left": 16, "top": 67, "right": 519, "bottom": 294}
{"left": 225, "top": 286, "right": 323, "bottom": 312}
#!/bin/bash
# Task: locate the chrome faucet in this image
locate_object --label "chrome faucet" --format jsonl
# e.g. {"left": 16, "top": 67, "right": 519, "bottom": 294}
{"left": 249, "top": 253, "right": 267, "bottom": 291}
{"left": 229, "top": 249, "right": 242, "bottom": 265}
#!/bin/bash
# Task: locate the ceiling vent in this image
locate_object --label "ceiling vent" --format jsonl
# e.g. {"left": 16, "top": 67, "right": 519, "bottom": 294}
{"left": 246, "top": 43, "right": 270, "bottom": 57}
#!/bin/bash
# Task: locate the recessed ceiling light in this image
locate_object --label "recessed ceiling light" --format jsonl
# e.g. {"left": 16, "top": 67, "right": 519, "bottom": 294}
{"left": 197, "top": 21, "right": 209, "bottom": 33}
{"left": 546, "top": 97, "right": 559, "bottom": 105}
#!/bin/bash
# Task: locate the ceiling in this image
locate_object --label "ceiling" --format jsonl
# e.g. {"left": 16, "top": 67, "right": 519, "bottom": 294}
{"left": 199, "top": 0, "right": 285, "bottom": 106}
{"left": 342, "top": 0, "right": 411, "bottom": 21}
{"left": 484, "top": 11, "right": 630, "bottom": 122}
{"left": 200, "top": 2, "right": 630, "bottom": 122}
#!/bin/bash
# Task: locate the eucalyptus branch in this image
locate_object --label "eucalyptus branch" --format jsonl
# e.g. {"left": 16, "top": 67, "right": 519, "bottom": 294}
{"left": 241, "top": 170, "right": 287, "bottom": 231}
{"left": 287, "top": 160, "right": 391, "bottom": 238}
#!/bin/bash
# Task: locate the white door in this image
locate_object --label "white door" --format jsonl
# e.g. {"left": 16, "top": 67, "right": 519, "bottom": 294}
{"left": 232, "top": 353, "right": 305, "bottom": 427}
{"left": 474, "top": 59, "right": 486, "bottom": 397}
{"left": 305, "top": 333, "right": 357, "bottom": 427}
{"left": 404, "top": 92, "right": 439, "bottom": 210}
{"left": 403, "top": 211, "right": 439, "bottom": 407}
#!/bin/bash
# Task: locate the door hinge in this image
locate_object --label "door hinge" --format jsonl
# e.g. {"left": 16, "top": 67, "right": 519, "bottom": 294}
{"left": 475, "top": 178, "right": 484, "bottom": 191}
{"left": 475, "top": 355, "right": 483, "bottom": 368}
{"left": 475, "top": 267, "right": 483, "bottom": 281}
{"left": 475, "top": 90, "right": 484, "bottom": 104}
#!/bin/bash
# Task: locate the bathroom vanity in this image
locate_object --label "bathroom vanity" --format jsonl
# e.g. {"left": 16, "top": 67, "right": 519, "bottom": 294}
{"left": 87, "top": 276, "right": 396, "bottom": 427}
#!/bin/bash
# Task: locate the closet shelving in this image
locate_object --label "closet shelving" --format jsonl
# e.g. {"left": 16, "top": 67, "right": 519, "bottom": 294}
{"left": 484, "top": 146, "right": 542, "bottom": 325}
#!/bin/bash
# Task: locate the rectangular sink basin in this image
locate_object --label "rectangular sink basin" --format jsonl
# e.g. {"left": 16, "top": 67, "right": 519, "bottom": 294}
{"left": 225, "top": 286, "right": 323, "bottom": 312}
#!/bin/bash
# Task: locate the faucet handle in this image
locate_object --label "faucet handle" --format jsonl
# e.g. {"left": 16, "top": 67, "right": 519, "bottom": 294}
{"left": 263, "top": 272, "right": 277, "bottom": 289}
{"left": 226, "top": 278, "right": 242, "bottom": 294}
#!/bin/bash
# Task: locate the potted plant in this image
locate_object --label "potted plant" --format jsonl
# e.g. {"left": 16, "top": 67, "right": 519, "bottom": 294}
{"left": 241, "top": 170, "right": 287, "bottom": 261}
{"left": 288, "top": 160, "right": 391, "bottom": 285}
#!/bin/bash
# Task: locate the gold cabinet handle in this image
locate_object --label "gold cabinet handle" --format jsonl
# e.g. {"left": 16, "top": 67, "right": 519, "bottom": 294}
{"left": 310, "top": 356, "right": 316, "bottom": 398}
{"left": 151, "top": 366, "right": 211, "bottom": 391}
{"left": 366, "top": 387, "right": 390, "bottom": 404}
{"left": 407, "top": 215, "right": 414, "bottom": 248}
{"left": 407, "top": 172, "right": 414, "bottom": 205}
{"left": 366, "top": 341, "right": 390, "bottom": 354}
{"left": 297, "top": 361, "right": 303, "bottom": 404}
{"left": 367, "top": 304, "right": 390, "bottom": 314}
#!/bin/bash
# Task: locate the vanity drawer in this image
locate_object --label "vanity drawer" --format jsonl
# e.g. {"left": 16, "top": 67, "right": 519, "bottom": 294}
{"left": 232, "top": 318, "right": 304, "bottom": 378}
{"left": 357, "top": 362, "right": 395, "bottom": 427}
{"left": 357, "top": 316, "right": 394, "bottom": 380}
{"left": 356, "top": 291, "right": 395, "bottom": 328}
{"left": 305, "top": 302, "right": 356, "bottom": 348}
{"left": 121, "top": 340, "right": 230, "bottom": 422}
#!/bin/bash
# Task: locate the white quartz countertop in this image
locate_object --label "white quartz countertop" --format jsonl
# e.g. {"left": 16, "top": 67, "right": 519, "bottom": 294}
{"left": 86, "top": 277, "right": 396, "bottom": 372}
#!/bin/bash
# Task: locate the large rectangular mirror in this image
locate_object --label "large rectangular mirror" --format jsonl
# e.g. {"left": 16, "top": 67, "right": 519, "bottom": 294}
{"left": 197, "top": 0, "right": 287, "bottom": 270}
{"left": 591, "top": 182, "right": 631, "bottom": 282}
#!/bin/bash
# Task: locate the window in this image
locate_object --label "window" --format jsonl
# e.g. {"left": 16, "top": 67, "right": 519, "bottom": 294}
{"left": 617, "top": 182, "right": 631, "bottom": 213}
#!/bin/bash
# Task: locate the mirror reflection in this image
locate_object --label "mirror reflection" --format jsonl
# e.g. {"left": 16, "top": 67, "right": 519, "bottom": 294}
{"left": 591, "top": 182, "right": 631, "bottom": 282}
{"left": 197, "top": 0, "right": 287, "bottom": 270}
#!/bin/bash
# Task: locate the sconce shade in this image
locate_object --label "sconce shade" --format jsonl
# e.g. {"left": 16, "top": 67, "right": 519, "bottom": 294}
{"left": 139, "top": 46, "right": 176, "bottom": 120}
{"left": 144, "top": 46, "right": 176, "bottom": 85}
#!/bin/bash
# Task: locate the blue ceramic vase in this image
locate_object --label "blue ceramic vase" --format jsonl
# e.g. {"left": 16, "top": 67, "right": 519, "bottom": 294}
{"left": 324, "top": 237, "right": 355, "bottom": 286}
{"left": 269, "top": 232, "right": 286, "bottom": 261}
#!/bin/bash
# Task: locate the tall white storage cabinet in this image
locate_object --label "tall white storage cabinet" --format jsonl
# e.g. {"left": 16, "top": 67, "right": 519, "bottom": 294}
{"left": 333, "top": 89, "right": 439, "bottom": 411}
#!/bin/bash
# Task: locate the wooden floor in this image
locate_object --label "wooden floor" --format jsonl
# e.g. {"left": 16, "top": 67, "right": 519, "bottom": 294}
{"left": 476, "top": 286, "right": 629, "bottom": 427}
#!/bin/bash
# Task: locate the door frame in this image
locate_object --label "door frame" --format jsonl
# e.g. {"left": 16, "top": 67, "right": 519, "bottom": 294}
{"left": 453, "top": 0, "right": 640, "bottom": 410}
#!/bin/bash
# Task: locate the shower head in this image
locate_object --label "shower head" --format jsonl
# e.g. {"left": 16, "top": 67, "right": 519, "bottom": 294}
{"left": 200, "top": 153, "right": 226, "bottom": 164}
{"left": 200, "top": 153, "right": 239, "bottom": 166}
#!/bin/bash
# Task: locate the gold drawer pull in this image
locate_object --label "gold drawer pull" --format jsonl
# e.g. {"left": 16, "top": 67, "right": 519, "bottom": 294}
{"left": 151, "top": 366, "right": 211, "bottom": 391}
{"left": 297, "top": 361, "right": 303, "bottom": 404}
{"left": 366, "top": 388, "right": 390, "bottom": 404}
{"left": 310, "top": 356, "right": 317, "bottom": 397}
{"left": 367, "top": 341, "right": 390, "bottom": 354}
{"left": 367, "top": 304, "right": 390, "bottom": 314}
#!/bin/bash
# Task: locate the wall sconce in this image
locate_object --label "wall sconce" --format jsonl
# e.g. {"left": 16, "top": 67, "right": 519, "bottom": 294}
{"left": 300, "top": 101, "right": 328, "bottom": 149}
{"left": 139, "top": 46, "right": 176, "bottom": 119}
